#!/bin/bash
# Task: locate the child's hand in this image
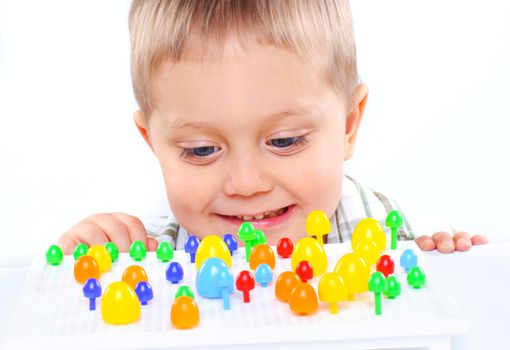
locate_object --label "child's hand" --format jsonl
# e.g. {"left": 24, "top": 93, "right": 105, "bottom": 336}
{"left": 415, "top": 231, "right": 489, "bottom": 253}
{"left": 57, "top": 213, "right": 158, "bottom": 255}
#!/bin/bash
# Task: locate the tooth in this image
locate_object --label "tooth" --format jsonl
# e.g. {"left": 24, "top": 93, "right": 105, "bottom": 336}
{"left": 243, "top": 215, "right": 253, "bottom": 221}
{"left": 267, "top": 211, "right": 277, "bottom": 218}
{"left": 254, "top": 214, "right": 264, "bottom": 220}
{"left": 236, "top": 215, "right": 243, "bottom": 220}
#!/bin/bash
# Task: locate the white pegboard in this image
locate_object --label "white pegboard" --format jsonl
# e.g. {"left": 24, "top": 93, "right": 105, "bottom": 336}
{"left": 3, "top": 241, "right": 466, "bottom": 350}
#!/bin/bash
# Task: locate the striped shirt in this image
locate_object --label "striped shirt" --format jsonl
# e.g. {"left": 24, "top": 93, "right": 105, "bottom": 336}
{"left": 145, "top": 175, "right": 415, "bottom": 250}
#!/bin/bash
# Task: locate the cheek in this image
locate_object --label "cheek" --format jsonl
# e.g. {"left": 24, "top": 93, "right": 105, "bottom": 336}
{"left": 160, "top": 160, "right": 211, "bottom": 214}
{"left": 286, "top": 137, "right": 344, "bottom": 216}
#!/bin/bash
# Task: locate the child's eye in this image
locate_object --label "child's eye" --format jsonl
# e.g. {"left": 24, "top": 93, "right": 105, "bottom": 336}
{"left": 266, "top": 136, "right": 308, "bottom": 154}
{"left": 180, "top": 146, "right": 221, "bottom": 164}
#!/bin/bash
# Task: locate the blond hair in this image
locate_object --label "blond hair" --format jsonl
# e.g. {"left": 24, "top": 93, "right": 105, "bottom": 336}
{"left": 129, "top": 0, "right": 359, "bottom": 113}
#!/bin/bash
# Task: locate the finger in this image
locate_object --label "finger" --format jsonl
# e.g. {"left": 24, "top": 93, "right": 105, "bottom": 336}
{"left": 453, "top": 231, "right": 472, "bottom": 252}
{"left": 415, "top": 235, "right": 436, "bottom": 251}
{"left": 111, "top": 213, "right": 149, "bottom": 250}
{"left": 57, "top": 234, "right": 80, "bottom": 255}
{"left": 432, "top": 231, "right": 455, "bottom": 253}
{"left": 147, "top": 237, "right": 158, "bottom": 252}
{"left": 87, "top": 214, "right": 132, "bottom": 252}
{"left": 471, "top": 234, "right": 489, "bottom": 245}
{"left": 66, "top": 221, "right": 110, "bottom": 248}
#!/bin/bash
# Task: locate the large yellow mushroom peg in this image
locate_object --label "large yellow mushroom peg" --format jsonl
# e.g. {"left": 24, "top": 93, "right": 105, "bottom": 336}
{"left": 305, "top": 210, "right": 331, "bottom": 246}
{"left": 351, "top": 218, "right": 387, "bottom": 253}
{"left": 318, "top": 272, "right": 348, "bottom": 314}
{"left": 334, "top": 252, "right": 370, "bottom": 301}
{"left": 101, "top": 281, "right": 141, "bottom": 325}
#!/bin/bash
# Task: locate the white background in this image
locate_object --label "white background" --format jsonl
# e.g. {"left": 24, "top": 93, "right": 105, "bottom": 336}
{"left": 1, "top": 0, "right": 509, "bottom": 266}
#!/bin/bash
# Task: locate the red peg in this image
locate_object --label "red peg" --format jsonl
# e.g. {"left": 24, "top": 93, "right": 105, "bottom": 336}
{"left": 376, "top": 254, "right": 395, "bottom": 277}
{"left": 236, "top": 270, "right": 255, "bottom": 303}
{"left": 295, "top": 260, "right": 314, "bottom": 282}
{"left": 277, "top": 237, "right": 294, "bottom": 258}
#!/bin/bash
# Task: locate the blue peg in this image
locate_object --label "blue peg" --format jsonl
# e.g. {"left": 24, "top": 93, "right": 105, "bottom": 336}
{"left": 83, "top": 278, "right": 101, "bottom": 310}
{"left": 166, "top": 261, "right": 184, "bottom": 284}
{"left": 185, "top": 236, "right": 200, "bottom": 263}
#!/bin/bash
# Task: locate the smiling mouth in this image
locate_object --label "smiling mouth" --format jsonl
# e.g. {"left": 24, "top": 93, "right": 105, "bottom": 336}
{"left": 220, "top": 205, "right": 291, "bottom": 221}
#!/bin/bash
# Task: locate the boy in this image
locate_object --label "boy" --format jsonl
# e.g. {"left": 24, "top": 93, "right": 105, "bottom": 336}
{"left": 58, "top": 0, "right": 487, "bottom": 255}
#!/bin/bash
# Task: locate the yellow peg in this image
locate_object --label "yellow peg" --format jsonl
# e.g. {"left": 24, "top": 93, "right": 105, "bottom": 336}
{"left": 305, "top": 210, "right": 331, "bottom": 246}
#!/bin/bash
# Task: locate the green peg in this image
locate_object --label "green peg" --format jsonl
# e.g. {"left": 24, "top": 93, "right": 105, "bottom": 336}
{"left": 384, "top": 276, "right": 401, "bottom": 299}
{"left": 237, "top": 222, "right": 257, "bottom": 262}
{"left": 105, "top": 242, "right": 119, "bottom": 262}
{"left": 129, "top": 240, "right": 147, "bottom": 261}
{"left": 46, "top": 245, "right": 63, "bottom": 266}
{"left": 157, "top": 242, "right": 174, "bottom": 262}
{"left": 175, "top": 285, "right": 195, "bottom": 299}
{"left": 407, "top": 266, "right": 426, "bottom": 289}
{"left": 368, "top": 271, "right": 387, "bottom": 315}
{"left": 73, "top": 243, "right": 88, "bottom": 261}
{"left": 386, "top": 210, "right": 403, "bottom": 250}
{"left": 252, "top": 229, "right": 267, "bottom": 247}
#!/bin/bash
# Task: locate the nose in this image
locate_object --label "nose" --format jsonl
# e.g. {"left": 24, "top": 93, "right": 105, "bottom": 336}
{"left": 222, "top": 153, "right": 274, "bottom": 197}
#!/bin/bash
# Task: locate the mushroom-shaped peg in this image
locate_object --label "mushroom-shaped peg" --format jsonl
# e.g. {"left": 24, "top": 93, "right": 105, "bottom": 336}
{"left": 83, "top": 278, "right": 102, "bottom": 310}
{"left": 122, "top": 265, "right": 149, "bottom": 289}
{"left": 407, "top": 266, "right": 426, "bottom": 289}
{"left": 386, "top": 210, "right": 403, "bottom": 250}
{"left": 305, "top": 210, "right": 331, "bottom": 246}
{"left": 135, "top": 281, "right": 154, "bottom": 305}
{"left": 237, "top": 222, "right": 257, "bottom": 262}
{"left": 175, "top": 285, "right": 195, "bottom": 299}
{"left": 252, "top": 229, "right": 267, "bottom": 247}
{"left": 171, "top": 296, "right": 200, "bottom": 329}
{"left": 368, "top": 271, "right": 387, "bottom": 315}
{"left": 275, "top": 271, "right": 301, "bottom": 302}
{"left": 376, "top": 254, "right": 395, "bottom": 277}
{"left": 215, "top": 267, "right": 234, "bottom": 310}
{"left": 195, "top": 235, "right": 232, "bottom": 269}
{"left": 46, "top": 245, "right": 63, "bottom": 266}
{"left": 74, "top": 255, "right": 101, "bottom": 284}
{"left": 74, "top": 243, "right": 89, "bottom": 261}
{"left": 353, "top": 239, "right": 380, "bottom": 265}
{"left": 351, "top": 218, "right": 386, "bottom": 253}
{"left": 334, "top": 253, "right": 370, "bottom": 300}
{"left": 236, "top": 270, "right": 255, "bottom": 303}
{"left": 166, "top": 262, "right": 184, "bottom": 284}
{"left": 276, "top": 237, "right": 294, "bottom": 258}
{"left": 129, "top": 240, "right": 147, "bottom": 261}
{"left": 291, "top": 237, "right": 328, "bottom": 277}
{"left": 101, "top": 281, "right": 140, "bottom": 325}
{"left": 185, "top": 236, "right": 200, "bottom": 263}
{"left": 384, "top": 276, "right": 401, "bottom": 299}
{"left": 318, "top": 272, "right": 348, "bottom": 314}
{"left": 289, "top": 282, "right": 319, "bottom": 315}
{"left": 254, "top": 263, "right": 273, "bottom": 287}
{"left": 249, "top": 244, "right": 276, "bottom": 270}
{"left": 196, "top": 258, "right": 234, "bottom": 308}
{"left": 295, "top": 260, "right": 314, "bottom": 283}
{"left": 400, "top": 249, "right": 418, "bottom": 273}
{"left": 157, "top": 241, "right": 174, "bottom": 262}
{"left": 87, "top": 245, "right": 112, "bottom": 273}
{"left": 223, "top": 234, "right": 238, "bottom": 255}
{"left": 104, "top": 242, "right": 119, "bottom": 263}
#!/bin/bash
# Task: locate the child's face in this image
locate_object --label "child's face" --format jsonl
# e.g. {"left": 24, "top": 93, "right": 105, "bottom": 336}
{"left": 136, "top": 41, "right": 366, "bottom": 245}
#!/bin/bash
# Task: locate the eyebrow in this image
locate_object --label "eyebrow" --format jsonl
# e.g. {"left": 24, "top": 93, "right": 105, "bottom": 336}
{"left": 165, "top": 103, "right": 323, "bottom": 130}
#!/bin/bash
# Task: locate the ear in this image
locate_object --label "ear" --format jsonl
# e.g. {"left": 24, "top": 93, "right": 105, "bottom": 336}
{"left": 134, "top": 111, "right": 154, "bottom": 152}
{"left": 344, "top": 84, "right": 368, "bottom": 160}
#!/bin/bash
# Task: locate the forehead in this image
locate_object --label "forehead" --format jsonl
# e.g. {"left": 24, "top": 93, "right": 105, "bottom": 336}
{"left": 148, "top": 42, "right": 345, "bottom": 127}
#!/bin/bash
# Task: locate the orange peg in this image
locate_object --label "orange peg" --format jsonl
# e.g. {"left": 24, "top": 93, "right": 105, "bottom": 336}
{"left": 74, "top": 255, "right": 100, "bottom": 284}
{"left": 122, "top": 265, "right": 149, "bottom": 289}
{"left": 275, "top": 271, "right": 302, "bottom": 302}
